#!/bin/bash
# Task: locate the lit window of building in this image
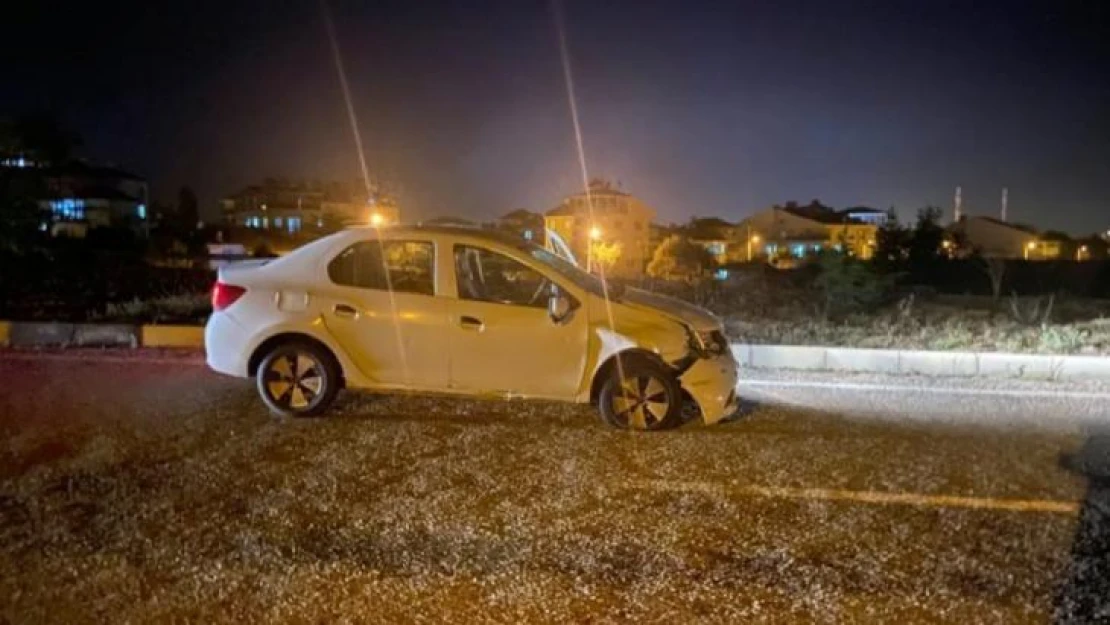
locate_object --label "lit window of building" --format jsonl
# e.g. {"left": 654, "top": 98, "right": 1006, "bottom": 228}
{"left": 136, "top": 204, "right": 147, "bottom": 220}
{"left": 49, "top": 198, "right": 86, "bottom": 220}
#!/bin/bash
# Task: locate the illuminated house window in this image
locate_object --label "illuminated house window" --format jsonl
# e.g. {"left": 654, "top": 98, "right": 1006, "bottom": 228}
{"left": 287, "top": 217, "right": 301, "bottom": 233}
{"left": 274, "top": 217, "right": 284, "bottom": 228}
{"left": 791, "top": 244, "right": 806, "bottom": 258}
{"left": 49, "top": 198, "right": 85, "bottom": 220}
{"left": 136, "top": 204, "right": 147, "bottom": 220}
{"left": 1, "top": 156, "right": 37, "bottom": 168}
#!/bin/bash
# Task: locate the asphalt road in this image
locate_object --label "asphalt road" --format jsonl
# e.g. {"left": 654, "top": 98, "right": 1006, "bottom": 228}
{"left": 0, "top": 350, "right": 1107, "bottom": 623}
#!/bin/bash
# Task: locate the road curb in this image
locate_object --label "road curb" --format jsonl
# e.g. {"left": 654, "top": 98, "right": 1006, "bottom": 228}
{"left": 732, "top": 344, "right": 1110, "bottom": 381}
{"left": 140, "top": 325, "right": 205, "bottom": 348}
{"left": 1, "top": 321, "right": 204, "bottom": 348}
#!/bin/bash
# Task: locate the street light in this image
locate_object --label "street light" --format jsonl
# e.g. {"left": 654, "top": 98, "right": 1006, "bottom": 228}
{"left": 1078, "top": 245, "right": 1089, "bottom": 262}
{"left": 587, "top": 226, "right": 601, "bottom": 273}
{"left": 369, "top": 212, "right": 384, "bottom": 227}
{"left": 1024, "top": 240, "right": 1036, "bottom": 260}
{"left": 747, "top": 233, "right": 761, "bottom": 262}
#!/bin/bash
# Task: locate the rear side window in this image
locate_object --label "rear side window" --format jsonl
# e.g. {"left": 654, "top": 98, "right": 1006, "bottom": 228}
{"left": 328, "top": 240, "right": 435, "bottom": 296}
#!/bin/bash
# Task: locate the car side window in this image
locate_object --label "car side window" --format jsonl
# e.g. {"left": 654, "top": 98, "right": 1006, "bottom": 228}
{"left": 328, "top": 240, "right": 435, "bottom": 296}
{"left": 454, "top": 245, "right": 549, "bottom": 308}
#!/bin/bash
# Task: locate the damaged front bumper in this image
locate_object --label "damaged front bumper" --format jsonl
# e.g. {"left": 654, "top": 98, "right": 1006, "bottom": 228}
{"left": 678, "top": 350, "right": 740, "bottom": 425}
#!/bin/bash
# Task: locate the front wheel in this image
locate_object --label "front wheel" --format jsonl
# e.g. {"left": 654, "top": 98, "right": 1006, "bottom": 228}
{"left": 597, "top": 356, "right": 684, "bottom": 431}
{"left": 256, "top": 342, "right": 340, "bottom": 418}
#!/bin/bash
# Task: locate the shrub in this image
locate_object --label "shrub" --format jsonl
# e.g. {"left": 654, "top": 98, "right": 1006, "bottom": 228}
{"left": 647, "top": 235, "right": 715, "bottom": 284}
{"left": 814, "top": 253, "right": 896, "bottom": 319}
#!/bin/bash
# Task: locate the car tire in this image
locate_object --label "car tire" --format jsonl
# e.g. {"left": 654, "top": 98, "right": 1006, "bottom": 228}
{"left": 597, "top": 355, "right": 683, "bottom": 431}
{"left": 256, "top": 341, "right": 340, "bottom": 418}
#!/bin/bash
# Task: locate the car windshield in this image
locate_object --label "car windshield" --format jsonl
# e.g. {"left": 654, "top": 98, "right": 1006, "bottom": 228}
{"left": 522, "top": 244, "right": 621, "bottom": 299}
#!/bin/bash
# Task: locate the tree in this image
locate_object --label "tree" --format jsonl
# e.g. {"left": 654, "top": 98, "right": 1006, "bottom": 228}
{"left": 814, "top": 252, "right": 895, "bottom": 319}
{"left": 589, "top": 239, "right": 622, "bottom": 274}
{"left": 978, "top": 255, "right": 1008, "bottom": 302}
{"left": 175, "top": 186, "right": 199, "bottom": 232}
{"left": 0, "top": 113, "right": 82, "bottom": 253}
{"left": 904, "top": 206, "right": 947, "bottom": 284}
{"left": 872, "top": 209, "right": 910, "bottom": 273}
{"left": 0, "top": 172, "right": 44, "bottom": 254}
{"left": 646, "top": 235, "right": 715, "bottom": 284}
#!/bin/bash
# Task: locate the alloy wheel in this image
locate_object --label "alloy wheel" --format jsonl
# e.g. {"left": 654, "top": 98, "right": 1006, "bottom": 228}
{"left": 611, "top": 375, "right": 671, "bottom": 430}
{"left": 263, "top": 352, "right": 324, "bottom": 411}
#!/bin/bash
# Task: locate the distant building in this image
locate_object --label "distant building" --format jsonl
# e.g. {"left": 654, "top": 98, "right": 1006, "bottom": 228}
{"left": 953, "top": 216, "right": 1062, "bottom": 260}
{"left": 684, "top": 217, "right": 739, "bottom": 264}
{"left": 840, "top": 206, "right": 889, "bottom": 226}
{"left": 735, "top": 201, "right": 879, "bottom": 261}
{"left": 17, "top": 160, "right": 149, "bottom": 238}
{"left": 221, "top": 178, "right": 399, "bottom": 234}
{"left": 544, "top": 179, "right": 655, "bottom": 278}
{"left": 495, "top": 209, "right": 545, "bottom": 245}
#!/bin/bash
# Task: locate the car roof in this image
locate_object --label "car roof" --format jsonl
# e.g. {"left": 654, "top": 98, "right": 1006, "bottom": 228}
{"left": 345, "top": 224, "right": 530, "bottom": 247}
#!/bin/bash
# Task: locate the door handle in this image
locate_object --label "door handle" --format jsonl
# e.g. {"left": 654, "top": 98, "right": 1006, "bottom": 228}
{"left": 459, "top": 315, "right": 484, "bottom": 331}
{"left": 333, "top": 304, "right": 358, "bottom": 319}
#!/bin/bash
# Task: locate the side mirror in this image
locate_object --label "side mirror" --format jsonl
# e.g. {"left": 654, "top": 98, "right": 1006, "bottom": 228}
{"left": 548, "top": 290, "right": 574, "bottom": 323}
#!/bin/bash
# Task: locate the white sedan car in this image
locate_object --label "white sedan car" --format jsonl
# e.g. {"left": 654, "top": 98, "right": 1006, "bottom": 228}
{"left": 205, "top": 226, "right": 738, "bottom": 430}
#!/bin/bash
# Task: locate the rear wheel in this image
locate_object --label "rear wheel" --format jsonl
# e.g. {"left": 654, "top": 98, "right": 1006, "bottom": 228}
{"left": 597, "top": 356, "right": 683, "bottom": 431}
{"left": 256, "top": 342, "right": 340, "bottom": 418}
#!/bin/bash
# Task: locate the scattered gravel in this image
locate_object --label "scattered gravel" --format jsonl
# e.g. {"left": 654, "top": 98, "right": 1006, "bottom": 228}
{"left": 0, "top": 357, "right": 1102, "bottom": 623}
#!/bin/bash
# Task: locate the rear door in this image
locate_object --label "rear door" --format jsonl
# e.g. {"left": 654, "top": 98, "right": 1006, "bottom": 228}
{"left": 321, "top": 238, "right": 449, "bottom": 390}
{"left": 447, "top": 243, "right": 588, "bottom": 399}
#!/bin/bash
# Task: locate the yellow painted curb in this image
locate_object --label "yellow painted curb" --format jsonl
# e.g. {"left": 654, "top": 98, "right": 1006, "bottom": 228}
{"left": 141, "top": 325, "right": 204, "bottom": 348}
{"left": 0, "top": 321, "right": 10, "bottom": 347}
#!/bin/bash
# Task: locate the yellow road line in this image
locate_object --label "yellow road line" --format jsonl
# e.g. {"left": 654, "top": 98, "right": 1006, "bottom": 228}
{"left": 633, "top": 480, "right": 1079, "bottom": 515}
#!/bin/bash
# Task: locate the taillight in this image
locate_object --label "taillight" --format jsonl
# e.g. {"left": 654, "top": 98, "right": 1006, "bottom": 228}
{"left": 211, "top": 282, "right": 247, "bottom": 311}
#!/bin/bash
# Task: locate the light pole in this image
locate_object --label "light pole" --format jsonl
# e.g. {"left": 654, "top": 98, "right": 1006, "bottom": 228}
{"left": 587, "top": 225, "right": 601, "bottom": 273}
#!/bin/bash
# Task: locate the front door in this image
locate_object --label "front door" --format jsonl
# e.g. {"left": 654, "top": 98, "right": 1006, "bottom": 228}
{"left": 322, "top": 238, "right": 449, "bottom": 390}
{"left": 447, "top": 244, "right": 587, "bottom": 399}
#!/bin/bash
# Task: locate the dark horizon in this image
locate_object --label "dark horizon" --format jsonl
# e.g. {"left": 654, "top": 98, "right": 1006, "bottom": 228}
{"left": 5, "top": 0, "right": 1109, "bottom": 233}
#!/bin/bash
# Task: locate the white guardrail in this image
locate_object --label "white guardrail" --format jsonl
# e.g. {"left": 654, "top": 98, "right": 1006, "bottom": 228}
{"left": 731, "top": 344, "right": 1110, "bottom": 382}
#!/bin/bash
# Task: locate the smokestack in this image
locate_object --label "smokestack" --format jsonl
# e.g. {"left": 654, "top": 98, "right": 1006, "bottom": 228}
{"left": 1001, "top": 187, "right": 1008, "bottom": 222}
{"left": 954, "top": 186, "right": 962, "bottom": 223}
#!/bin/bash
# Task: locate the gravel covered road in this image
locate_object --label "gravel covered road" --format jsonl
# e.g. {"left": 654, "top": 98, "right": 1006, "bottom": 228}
{"left": 0, "top": 350, "right": 1107, "bottom": 623}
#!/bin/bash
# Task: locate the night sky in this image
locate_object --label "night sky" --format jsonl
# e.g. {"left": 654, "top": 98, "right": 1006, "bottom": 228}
{"left": 6, "top": 1, "right": 1109, "bottom": 233}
